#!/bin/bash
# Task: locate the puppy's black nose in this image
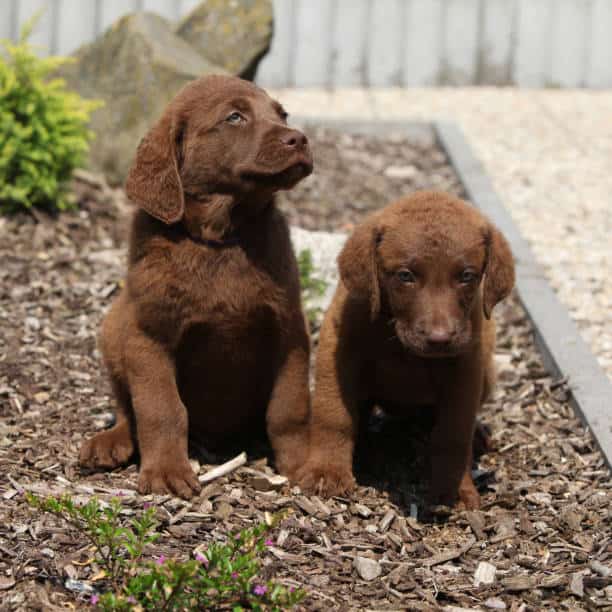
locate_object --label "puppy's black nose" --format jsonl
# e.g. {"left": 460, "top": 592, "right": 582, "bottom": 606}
{"left": 279, "top": 129, "right": 308, "bottom": 150}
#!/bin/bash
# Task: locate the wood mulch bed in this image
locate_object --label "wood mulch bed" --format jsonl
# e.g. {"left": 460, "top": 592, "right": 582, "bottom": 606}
{"left": 0, "top": 128, "right": 610, "bottom": 610}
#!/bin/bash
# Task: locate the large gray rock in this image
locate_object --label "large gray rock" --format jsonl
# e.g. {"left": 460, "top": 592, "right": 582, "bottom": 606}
{"left": 58, "top": 12, "right": 225, "bottom": 184}
{"left": 176, "top": 0, "right": 273, "bottom": 80}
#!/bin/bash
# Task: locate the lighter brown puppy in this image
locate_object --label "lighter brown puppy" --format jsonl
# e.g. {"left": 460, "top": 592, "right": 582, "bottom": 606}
{"left": 297, "top": 192, "right": 514, "bottom": 510}
{"left": 79, "top": 75, "right": 313, "bottom": 498}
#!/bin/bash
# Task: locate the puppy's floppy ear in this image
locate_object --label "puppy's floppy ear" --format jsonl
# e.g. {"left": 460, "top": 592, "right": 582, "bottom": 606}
{"left": 338, "top": 220, "right": 382, "bottom": 319}
{"left": 482, "top": 224, "right": 515, "bottom": 319}
{"left": 125, "top": 112, "right": 185, "bottom": 224}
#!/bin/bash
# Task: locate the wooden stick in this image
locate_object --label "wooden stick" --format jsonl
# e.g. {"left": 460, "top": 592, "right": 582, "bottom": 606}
{"left": 198, "top": 452, "right": 247, "bottom": 484}
{"left": 423, "top": 536, "right": 476, "bottom": 567}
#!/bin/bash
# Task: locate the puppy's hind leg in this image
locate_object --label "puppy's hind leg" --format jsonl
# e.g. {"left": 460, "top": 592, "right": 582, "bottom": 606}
{"left": 80, "top": 376, "right": 135, "bottom": 469}
{"left": 81, "top": 297, "right": 136, "bottom": 470}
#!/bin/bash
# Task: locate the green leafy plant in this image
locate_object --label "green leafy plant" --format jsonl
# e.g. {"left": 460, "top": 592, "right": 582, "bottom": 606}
{"left": 298, "top": 249, "right": 327, "bottom": 326}
{"left": 0, "top": 14, "right": 101, "bottom": 213}
{"left": 26, "top": 492, "right": 305, "bottom": 611}
{"left": 26, "top": 493, "right": 158, "bottom": 591}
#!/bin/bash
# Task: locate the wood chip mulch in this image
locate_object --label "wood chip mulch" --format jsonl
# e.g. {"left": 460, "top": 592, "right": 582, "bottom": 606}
{"left": 0, "top": 128, "right": 610, "bottom": 611}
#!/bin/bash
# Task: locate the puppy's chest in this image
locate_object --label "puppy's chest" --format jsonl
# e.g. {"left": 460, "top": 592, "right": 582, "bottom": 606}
{"left": 176, "top": 275, "right": 283, "bottom": 372}
{"left": 180, "top": 250, "right": 287, "bottom": 328}
{"left": 372, "top": 351, "right": 436, "bottom": 408}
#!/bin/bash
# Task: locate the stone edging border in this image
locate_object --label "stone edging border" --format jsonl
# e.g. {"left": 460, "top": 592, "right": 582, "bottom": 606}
{"left": 293, "top": 117, "right": 612, "bottom": 468}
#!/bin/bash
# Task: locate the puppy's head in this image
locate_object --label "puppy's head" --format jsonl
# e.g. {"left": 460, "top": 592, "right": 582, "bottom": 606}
{"left": 338, "top": 192, "right": 515, "bottom": 357}
{"left": 125, "top": 75, "right": 312, "bottom": 239}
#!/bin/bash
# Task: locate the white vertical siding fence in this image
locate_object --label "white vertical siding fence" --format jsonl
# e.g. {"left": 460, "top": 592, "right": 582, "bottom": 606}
{"left": 1, "top": 0, "right": 611, "bottom": 88}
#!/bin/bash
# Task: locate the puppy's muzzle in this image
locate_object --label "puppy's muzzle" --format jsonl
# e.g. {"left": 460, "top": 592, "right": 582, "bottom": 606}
{"left": 279, "top": 129, "right": 308, "bottom": 152}
{"left": 278, "top": 128, "right": 313, "bottom": 176}
{"left": 395, "top": 321, "right": 467, "bottom": 358}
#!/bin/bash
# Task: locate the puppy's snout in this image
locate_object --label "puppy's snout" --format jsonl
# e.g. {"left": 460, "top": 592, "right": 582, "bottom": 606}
{"left": 426, "top": 326, "right": 455, "bottom": 348}
{"left": 279, "top": 129, "right": 308, "bottom": 150}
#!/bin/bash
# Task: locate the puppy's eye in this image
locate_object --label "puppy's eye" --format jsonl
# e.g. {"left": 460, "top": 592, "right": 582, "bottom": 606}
{"left": 279, "top": 110, "right": 289, "bottom": 121}
{"left": 226, "top": 111, "right": 244, "bottom": 124}
{"left": 397, "top": 269, "right": 416, "bottom": 284}
{"left": 459, "top": 269, "right": 478, "bottom": 284}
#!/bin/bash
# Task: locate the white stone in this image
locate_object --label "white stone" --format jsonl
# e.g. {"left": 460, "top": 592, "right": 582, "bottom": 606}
{"left": 384, "top": 164, "right": 418, "bottom": 179}
{"left": 484, "top": 598, "right": 507, "bottom": 610}
{"left": 87, "top": 249, "right": 123, "bottom": 266}
{"left": 353, "top": 556, "right": 382, "bottom": 581}
{"left": 473, "top": 561, "right": 497, "bottom": 587}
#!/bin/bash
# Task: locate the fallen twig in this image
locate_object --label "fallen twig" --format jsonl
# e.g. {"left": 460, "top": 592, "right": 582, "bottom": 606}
{"left": 198, "top": 452, "right": 247, "bottom": 484}
{"left": 422, "top": 536, "right": 476, "bottom": 568}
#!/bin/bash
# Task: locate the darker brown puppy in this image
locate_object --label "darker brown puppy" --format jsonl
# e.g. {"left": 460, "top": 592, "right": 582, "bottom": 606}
{"left": 79, "top": 75, "right": 313, "bottom": 498}
{"left": 297, "top": 191, "right": 514, "bottom": 509}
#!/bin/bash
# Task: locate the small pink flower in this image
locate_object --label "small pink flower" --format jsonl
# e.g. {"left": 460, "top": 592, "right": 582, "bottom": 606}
{"left": 90, "top": 594, "right": 99, "bottom": 605}
{"left": 253, "top": 585, "right": 267, "bottom": 596}
{"left": 127, "top": 596, "right": 136, "bottom": 604}
{"left": 231, "top": 572, "right": 238, "bottom": 579}
{"left": 154, "top": 554, "right": 166, "bottom": 565}
{"left": 264, "top": 539, "right": 274, "bottom": 547}
{"left": 143, "top": 502, "right": 152, "bottom": 510}
{"left": 195, "top": 552, "right": 208, "bottom": 565}
{"left": 289, "top": 587, "right": 295, "bottom": 593}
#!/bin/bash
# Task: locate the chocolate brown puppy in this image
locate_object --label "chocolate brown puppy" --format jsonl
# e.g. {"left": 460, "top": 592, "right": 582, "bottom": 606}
{"left": 79, "top": 75, "right": 313, "bottom": 498}
{"left": 297, "top": 191, "right": 514, "bottom": 509}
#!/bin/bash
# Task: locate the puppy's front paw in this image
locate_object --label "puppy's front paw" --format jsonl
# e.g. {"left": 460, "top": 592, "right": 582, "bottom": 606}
{"left": 138, "top": 459, "right": 201, "bottom": 499}
{"left": 275, "top": 450, "right": 308, "bottom": 483}
{"left": 295, "top": 462, "right": 356, "bottom": 497}
{"left": 80, "top": 426, "right": 134, "bottom": 470}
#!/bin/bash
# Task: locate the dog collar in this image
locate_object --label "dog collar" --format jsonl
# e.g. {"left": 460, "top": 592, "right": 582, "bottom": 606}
{"left": 193, "top": 236, "right": 240, "bottom": 249}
